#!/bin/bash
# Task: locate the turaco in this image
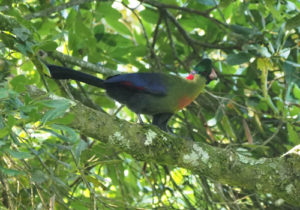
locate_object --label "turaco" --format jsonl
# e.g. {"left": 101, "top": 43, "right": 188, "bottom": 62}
{"left": 46, "top": 59, "right": 217, "bottom": 131}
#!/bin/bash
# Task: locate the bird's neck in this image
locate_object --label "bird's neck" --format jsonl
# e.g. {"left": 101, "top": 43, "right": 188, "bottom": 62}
{"left": 183, "top": 74, "right": 206, "bottom": 98}
{"left": 187, "top": 74, "right": 205, "bottom": 86}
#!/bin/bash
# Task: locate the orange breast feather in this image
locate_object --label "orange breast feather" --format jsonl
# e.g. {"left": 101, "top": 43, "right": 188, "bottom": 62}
{"left": 178, "top": 96, "right": 194, "bottom": 110}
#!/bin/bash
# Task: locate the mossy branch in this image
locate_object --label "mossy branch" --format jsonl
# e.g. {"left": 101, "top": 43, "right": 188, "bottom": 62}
{"left": 27, "top": 85, "right": 300, "bottom": 206}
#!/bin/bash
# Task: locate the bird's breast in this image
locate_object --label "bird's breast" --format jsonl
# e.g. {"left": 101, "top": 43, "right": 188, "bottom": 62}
{"left": 177, "top": 96, "right": 195, "bottom": 110}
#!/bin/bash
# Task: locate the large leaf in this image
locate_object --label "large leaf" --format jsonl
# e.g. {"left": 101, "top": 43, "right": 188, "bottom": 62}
{"left": 196, "top": 0, "right": 218, "bottom": 6}
{"left": 140, "top": 8, "right": 159, "bottom": 24}
{"left": 286, "top": 13, "right": 300, "bottom": 30}
{"left": 40, "top": 99, "right": 71, "bottom": 124}
{"left": 226, "top": 53, "right": 253, "bottom": 65}
{"left": 0, "top": 167, "right": 25, "bottom": 176}
{"left": 287, "top": 123, "right": 299, "bottom": 144}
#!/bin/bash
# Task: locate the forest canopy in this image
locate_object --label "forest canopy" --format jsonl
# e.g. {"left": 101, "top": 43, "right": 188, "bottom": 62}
{"left": 0, "top": 0, "right": 300, "bottom": 209}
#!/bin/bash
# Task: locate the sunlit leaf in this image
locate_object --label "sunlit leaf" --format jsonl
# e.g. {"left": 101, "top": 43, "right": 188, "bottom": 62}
{"left": 5, "top": 149, "right": 33, "bottom": 159}
{"left": 293, "top": 84, "right": 300, "bottom": 100}
{"left": 0, "top": 167, "right": 25, "bottom": 176}
{"left": 287, "top": 123, "right": 299, "bottom": 144}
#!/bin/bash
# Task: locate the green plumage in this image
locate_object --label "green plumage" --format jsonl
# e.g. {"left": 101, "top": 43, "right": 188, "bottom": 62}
{"left": 47, "top": 59, "right": 216, "bottom": 130}
{"left": 125, "top": 74, "right": 206, "bottom": 115}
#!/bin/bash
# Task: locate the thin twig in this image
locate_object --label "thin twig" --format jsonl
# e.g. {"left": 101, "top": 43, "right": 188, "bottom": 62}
{"left": 151, "top": 12, "right": 163, "bottom": 71}
{"left": 122, "top": 2, "right": 154, "bottom": 65}
{"left": 165, "top": 10, "right": 237, "bottom": 52}
{"left": 212, "top": 0, "right": 226, "bottom": 23}
{"left": 262, "top": 121, "right": 283, "bottom": 145}
{"left": 25, "top": 0, "right": 96, "bottom": 20}
{"left": 165, "top": 10, "right": 199, "bottom": 55}
{"left": 164, "top": 13, "right": 188, "bottom": 70}
{"left": 140, "top": 0, "right": 228, "bottom": 28}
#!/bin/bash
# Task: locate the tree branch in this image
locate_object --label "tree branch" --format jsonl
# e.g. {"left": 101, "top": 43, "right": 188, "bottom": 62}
{"left": 24, "top": 0, "right": 96, "bottom": 20}
{"left": 164, "top": 10, "right": 199, "bottom": 55}
{"left": 27, "top": 85, "right": 300, "bottom": 206}
{"left": 140, "top": 0, "right": 227, "bottom": 28}
{"left": 164, "top": 10, "right": 238, "bottom": 51}
{"left": 46, "top": 51, "right": 116, "bottom": 76}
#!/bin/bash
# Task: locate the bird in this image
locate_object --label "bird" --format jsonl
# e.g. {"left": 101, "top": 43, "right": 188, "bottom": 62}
{"left": 46, "top": 59, "right": 217, "bottom": 131}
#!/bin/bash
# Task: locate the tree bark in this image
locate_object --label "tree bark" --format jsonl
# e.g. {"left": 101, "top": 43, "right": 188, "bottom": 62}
{"left": 27, "top": 85, "right": 300, "bottom": 206}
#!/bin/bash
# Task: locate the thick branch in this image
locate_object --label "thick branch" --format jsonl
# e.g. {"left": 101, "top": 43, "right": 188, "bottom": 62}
{"left": 47, "top": 51, "right": 116, "bottom": 76}
{"left": 27, "top": 86, "right": 300, "bottom": 206}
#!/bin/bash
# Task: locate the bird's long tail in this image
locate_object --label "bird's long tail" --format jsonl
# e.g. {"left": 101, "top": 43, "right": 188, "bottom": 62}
{"left": 46, "top": 64, "right": 105, "bottom": 88}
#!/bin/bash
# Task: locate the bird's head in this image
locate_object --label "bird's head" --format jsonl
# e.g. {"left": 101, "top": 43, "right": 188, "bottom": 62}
{"left": 192, "top": 59, "right": 218, "bottom": 84}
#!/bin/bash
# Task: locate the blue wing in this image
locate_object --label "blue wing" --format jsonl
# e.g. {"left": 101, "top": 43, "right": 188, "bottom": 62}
{"left": 104, "top": 73, "right": 167, "bottom": 96}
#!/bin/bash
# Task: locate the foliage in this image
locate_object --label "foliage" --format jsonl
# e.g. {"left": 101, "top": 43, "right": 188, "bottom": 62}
{"left": 0, "top": 0, "right": 299, "bottom": 209}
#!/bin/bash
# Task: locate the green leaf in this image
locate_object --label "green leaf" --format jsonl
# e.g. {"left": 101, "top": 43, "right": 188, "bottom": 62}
{"left": 38, "top": 40, "right": 58, "bottom": 51}
{"left": 230, "top": 25, "right": 253, "bottom": 36}
{"left": 31, "top": 170, "right": 48, "bottom": 184}
{"left": 0, "top": 89, "right": 9, "bottom": 99}
{"left": 40, "top": 99, "right": 71, "bottom": 124}
{"left": 219, "top": 0, "right": 231, "bottom": 8}
{"left": 286, "top": 13, "right": 300, "bottom": 30}
{"left": 94, "top": 24, "right": 105, "bottom": 41}
{"left": 6, "top": 149, "right": 33, "bottom": 159}
{"left": 75, "top": 13, "right": 93, "bottom": 39}
{"left": 279, "top": 48, "right": 290, "bottom": 59}
{"left": 290, "top": 106, "right": 300, "bottom": 116}
{"left": 39, "top": 99, "right": 71, "bottom": 108}
{"left": 258, "top": 98, "right": 269, "bottom": 111}
{"left": 70, "top": 200, "right": 89, "bottom": 210}
{"left": 97, "top": 2, "right": 122, "bottom": 20}
{"left": 287, "top": 123, "right": 299, "bottom": 144}
{"left": 0, "top": 127, "right": 9, "bottom": 138}
{"left": 42, "top": 107, "right": 68, "bottom": 123}
{"left": 48, "top": 113, "right": 75, "bottom": 125}
{"left": 74, "top": 140, "right": 88, "bottom": 162}
{"left": 15, "top": 43, "right": 29, "bottom": 55}
{"left": 51, "top": 124, "right": 78, "bottom": 141}
{"left": 140, "top": 8, "right": 159, "bottom": 24}
{"left": 10, "top": 75, "right": 29, "bottom": 92}
{"left": 12, "top": 27, "right": 31, "bottom": 42}
{"left": 257, "top": 46, "right": 271, "bottom": 58}
{"left": 0, "top": 166, "right": 25, "bottom": 176}
{"left": 221, "top": 114, "right": 236, "bottom": 140}
{"left": 257, "top": 57, "right": 274, "bottom": 71}
{"left": 37, "top": 19, "right": 58, "bottom": 36}
{"left": 0, "top": 140, "right": 6, "bottom": 147}
{"left": 226, "top": 53, "right": 253, "bottom": 65}
{"left": 86, "top": 175, "right": 105, "bottom": 188}
{"left": 42, "top": 124, "right": 79, "bottom": 143}
{"left": 196, "top": 0, "right": 218, "bottom": 6}
{"left": 293, "top": 84, "right": 300, "bottom": 100}
{"left": 106, "top": 19, "right": 131, "bottom": 36}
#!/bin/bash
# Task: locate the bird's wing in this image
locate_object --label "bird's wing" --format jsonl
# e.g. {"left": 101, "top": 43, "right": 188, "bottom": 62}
{"left": 104, "top": 73, "right": 167, "bottom": 96}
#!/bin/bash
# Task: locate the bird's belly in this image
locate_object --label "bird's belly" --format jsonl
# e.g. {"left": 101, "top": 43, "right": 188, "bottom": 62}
{"left": 177, "top": 96, "right": 195, "bottom": 110}
{"left": 106, "top": 86, "right": 197, "bottom": 115}
{"left": 106, "top": 88, "right": 172, "bottom": 114}
{"left": 126, "top": 94, "right": 173, "bottom": 115}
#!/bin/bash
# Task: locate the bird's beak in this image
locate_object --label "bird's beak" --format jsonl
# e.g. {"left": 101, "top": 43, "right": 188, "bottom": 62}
{"left": 209, "top": 68, "right": 218, "bottom": 80}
